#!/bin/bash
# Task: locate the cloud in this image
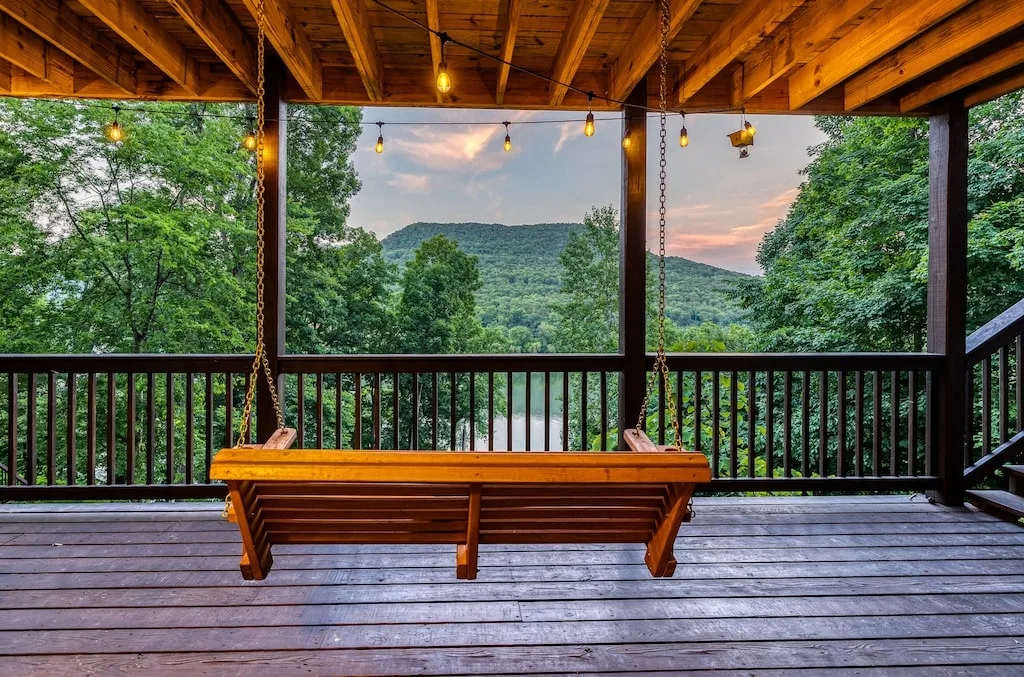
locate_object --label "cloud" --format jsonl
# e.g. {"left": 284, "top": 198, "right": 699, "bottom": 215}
{"left": 387, "top": 172, "right": 430, "bottom": 192}
{"left": 554, "top": 121, "right": 577, "bottom": 153}
{"left": 759, "top": 187, "right": 800, "bottom": 211}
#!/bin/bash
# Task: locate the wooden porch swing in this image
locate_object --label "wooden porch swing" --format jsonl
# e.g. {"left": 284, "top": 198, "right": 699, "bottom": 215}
{"left": 211, "top": 0, "right": 710, "bottom": 581}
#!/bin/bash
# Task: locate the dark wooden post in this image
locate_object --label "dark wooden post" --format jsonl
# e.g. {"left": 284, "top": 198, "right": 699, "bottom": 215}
{"left": 618, "top": 81, "right": 647, "bottom": 447}
{"left": 926, "top": 96, "right": 968, "bottom": 506}
{"left": 257, "top": 52, "right": 287, "bottom": 441}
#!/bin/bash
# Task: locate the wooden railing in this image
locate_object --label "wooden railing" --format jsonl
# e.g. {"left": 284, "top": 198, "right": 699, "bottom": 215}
{"left": 964, "top": 299, "right": 1024, "bottom": 485}
{"left": 0, "top": 352, "right": 942, "bottom": 499}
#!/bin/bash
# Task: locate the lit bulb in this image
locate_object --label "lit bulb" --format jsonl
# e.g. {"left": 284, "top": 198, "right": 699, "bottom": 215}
{"left": 679, "top": 126, "right": 689, "bottom": 148}
{"left": 504, "top": 134, "right": 511, "bottom": 152}
{"left": 242, "top": 132, "right": 258, "bottom": 152}
{"left": 375, "top": 135, "right": 384, "bottom": 154}
{"left": 436, "top": 62, "right": 452, "bottom": 94}
{"left": 584, "top": 112, "right": 595, "bottom": 137}
{"left": 621, "top": 133, "right": 631, "bottom": 150}
{"left": 105, "top": 121, "right": 124, "bottom": 144}
{"left": 744, "top": 120, "right": 756, "bottom": 136}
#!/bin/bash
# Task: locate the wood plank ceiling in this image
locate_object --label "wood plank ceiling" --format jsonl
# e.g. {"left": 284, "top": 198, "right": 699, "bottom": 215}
{"left": 0, "top": 0, "right": 1021, "bottom": 113}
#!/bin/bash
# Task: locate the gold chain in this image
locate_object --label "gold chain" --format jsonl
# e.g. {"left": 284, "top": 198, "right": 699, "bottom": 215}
{"left": 236, "top": 0, "right": 285, "bottom": 447}
{"left": 636, "top": 0, "right": 681, "bottom": 447}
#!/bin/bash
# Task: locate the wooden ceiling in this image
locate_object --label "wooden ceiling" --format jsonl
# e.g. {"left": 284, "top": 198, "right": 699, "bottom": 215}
{"left": 0, "top": 0, "right": 1022, "bottom": 113}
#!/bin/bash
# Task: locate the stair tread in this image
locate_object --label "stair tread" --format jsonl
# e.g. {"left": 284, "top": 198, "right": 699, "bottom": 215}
{"left": 1003, "top": 465, "right": 1024, "bottom": 477}
{"left": 967, "top": 490, "right": 1024, "bottom": 518}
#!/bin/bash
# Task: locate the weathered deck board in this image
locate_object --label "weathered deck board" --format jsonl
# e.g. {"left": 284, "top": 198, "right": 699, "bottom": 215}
{"left": 0, "top": 496, "right": 1021, "bottom": 674}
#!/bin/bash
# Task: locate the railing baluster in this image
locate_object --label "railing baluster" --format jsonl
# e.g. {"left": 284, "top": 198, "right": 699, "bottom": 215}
{"left": 126, "top": 373, "right": 136, "bottom": 484}
{"left": 185, "top": 373, "right": 194, "bottom": 484}
{"left": 28, "top": 374, "right": 37, "bottom": 485}
{"left": 488, "top": 371, "right": 495, "bottom": 451}
{"left": 373, "top": 373, "right": 381, "bottom": 450}
{"left": 694, "top": 371, "right": 702, "bottom": 454}
{"left": 507, "top": 371, "right": 513, "bottom": 451}
{"left": 600, "top": 370, "right": 608, "bottom": 451}
{"left": 355, "top": 373, "right": 364, "bottom": 449}
{"left": 926, "top": 370, "right": 934, "bottom": 476}
{"left": 392, "top": 372, "right": 400, "bottom": 450}
{"left": 449, "top": 372, "right": 457, "bottom": 450}
{"left": 47, "top": 372, "right": 56, "bottom": 486}
{"left": 766, "top": 371, "right": 774, "bottom": 480}
{"left": 428, "top": 371, "right": 436, "bottom": 450}
{"left": 106, "top": 372, "right": 116, "bottom": 485}
{"left": 837, "top": 370, "right": 846, "bottom": 478}
{"left": 524, "top": 371, "right": 532, "bottom": 451}
{"left": 7, "top": 373, "right": 16, "bottom": 486}
{"left": 296, "top": 373, "right": 305, "bottom": 447}
{"left": 675, "top": 370, "right": 683, "bottom": 447}
{"left": 783, "top": 371, "right": 792, "bottom": 478}
{"left": 747, "top": 371, "right": 756, "bottom": 479}
{"left": 965, "top": 363, "right": 974, "bottom": 466}
{"left": 818, "top": 371, "right": 828, "bottom": 478}
{"left": 872, "top": 371, "right": 882, "bottom": 476}
{"left": 729, "top": 370, "right": 738, "bottom": 478}
{"left": 982, "top": 356, "right": 992, "bottom": 455}
{"left": 908, "top": 371, "right": 918, "bottom": 476}
{"left": 543, "top": 371, "right": 550, "bottom": 451}
{"left": 87, "top": 373, "right": 97, "bottom": 485}
{"left": 562, "top": 372, "right": 569, "bottom": 451}
{"left": 580, "top": 372, "right": 587, "bottom": 451}
{"left": 469, "top": 372, "right": 476, "bottom": 451}
{"left": 658, "top": 375, "right": 666, "bottom": 445}
{"left": 1017, "top": 334, "right": 1023, "bottom": 433}
{"left": 243, "top": 373, "right": 252, "bottom": 445}
{"left": 801, "top": 371, "right": 810, "bottom": 479}
{"left": 999, "top": 345, "right": 1009, "bottom": 444}
{"left": 711, "top": 371, "right": 720, "bottom": 477}
{"left": 890, "top": 371, "right": 899, "bottom": 475}
{"left": 68, "top": 372, "right": 78, "bottom": 485}
{"left": 204, "top": 373, "right": 212, "bottom": 480}
{"left": 315, "top": 372, "right": 324, "bottom": 449}
{"left": 165, "top": 373, "right": 174, "bottom": 484}
{"left": 412, "top": 373, "right": 420, "bottom": 450}
{"left": 854, "top": 371, "right": 863, "bottom": 477}
{"left": 336, "top": 373, "right": 344, "bottom": 449}
{"left": 224, "top": 373, "right": 233, "bottom": 449}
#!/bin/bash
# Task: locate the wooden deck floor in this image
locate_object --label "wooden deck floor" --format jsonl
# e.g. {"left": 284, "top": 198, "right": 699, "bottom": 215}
{"left": 1, "top": 496, "right": 1024, "bottom": 675}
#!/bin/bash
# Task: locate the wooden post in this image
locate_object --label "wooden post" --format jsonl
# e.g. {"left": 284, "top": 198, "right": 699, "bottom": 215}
{"left": 926, "top": 96, "right": 968, "bottom": 506}
{"left": 618, "top": 81, "right": 647, "bottom": 448}
{"left": 257, "top": 52, "right": 288, "bottom": 442}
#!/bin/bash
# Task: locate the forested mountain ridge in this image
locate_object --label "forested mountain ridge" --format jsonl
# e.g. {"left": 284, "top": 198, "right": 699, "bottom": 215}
{"left": 381, "top": 222, "right": 749, "bottom": 339}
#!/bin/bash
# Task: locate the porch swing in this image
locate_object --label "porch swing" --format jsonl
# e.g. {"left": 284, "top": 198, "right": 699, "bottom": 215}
{"left": 210, "top": 0, "right": 711, "bottom": 581}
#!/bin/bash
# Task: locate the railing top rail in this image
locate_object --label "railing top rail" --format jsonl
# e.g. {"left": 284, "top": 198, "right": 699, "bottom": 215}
{"left": 966, "top": 297, "right": 1024, "bottom": 363}
{"left": 279, "top": 353, "right": 625, "bottom": 373}
{"left": 0, "top": 354, "right": 255, "bottom": 372}
{"left": 658, "top": 352, "right": 944, "bottom": 371}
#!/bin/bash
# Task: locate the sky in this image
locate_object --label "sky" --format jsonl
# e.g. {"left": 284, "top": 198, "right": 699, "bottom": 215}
{"left": 347, "top": 109, "right": 827, "bottom": 275}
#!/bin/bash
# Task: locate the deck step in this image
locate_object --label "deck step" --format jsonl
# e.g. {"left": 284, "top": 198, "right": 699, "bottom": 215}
{"left": 966, "top": 489, "right": 1024, "bottom": 521}
{"left": 1003, "top": 465, "right": 1024, "bottom": 495}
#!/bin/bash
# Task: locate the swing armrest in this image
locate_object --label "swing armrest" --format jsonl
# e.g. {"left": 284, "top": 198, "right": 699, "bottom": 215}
{"left": 242, "top": 428, "right": 298, "bottom": 450}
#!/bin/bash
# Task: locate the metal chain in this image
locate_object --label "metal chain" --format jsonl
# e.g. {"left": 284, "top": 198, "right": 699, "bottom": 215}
{"left": 236, "top": 0, "right": 284, "bottom": 447}
{"left": 636, "top": 0, "right": 682, "bottom": 447}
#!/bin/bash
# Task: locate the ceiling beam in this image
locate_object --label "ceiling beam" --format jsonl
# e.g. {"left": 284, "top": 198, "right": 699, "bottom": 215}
{"left": 168, "top": 0, "right": 258, "bottom": 95}
{"left": 608, "top": 0, "right": 701, "bottom": 103}
{"left": 495, "top": 0, "right": 523, "bottom": 105}
{"left": 425, "top": 0, "right": 445, "bottom": 104}
{"left": 548, "top": 0, "right": 611, "bottom": 107}
{"left": 788, "top": 0, "right": 973, "bottom": 110}
{"left": 846, "top": 0, "right": 1024, "bottom": 110}
{"left": 0, "top": 0, "right": 135, "bottom": 95}
{"left": 239, "top": 0, "right": 323, "bottom": 100}
{"left": 741, "top": 0, "right": 875, "bottom": 101}
{"left": 0, "top": 57, "right": 10, "bottom": 93}
{"left": 330, "top": 0, "right": 384, "bottom": 102}
{"left": 965, "top": 67, "right": 1024, "bottom": 108}
{"left": 677, "top": 0, "right": 805, "bottom": 105}
{"left": 901, "top": 34, "right": 1024, "bottom": 112}
{"left": 0, "top": 13, "right": 73, "bottom": 90}
{"left": 77, "top": 0, "right": 199, "bottom": 95}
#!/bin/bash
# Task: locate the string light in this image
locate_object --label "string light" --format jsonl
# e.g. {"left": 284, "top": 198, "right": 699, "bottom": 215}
{"left": 584, "top": 93, "right": 595, "bottom": 137}
{"left": 104, "top": 105, "right": 124, "bottom": 143}
{"left": 242, "top": 117, "right": 258, "bottom": 151}
{"left": 503, "top": 121, "right": 511, "bottom": 152}
{"left": 436, "top": 35, "right": 452, "bottom": 94}
{"left": 679, "top": 114, "right": 689, "bottom": 148}
{"left": 621, "top": 120, "right": 631, "bottom": 150}
{"left": 375, "top": 121, "right": 384, "bottom": 154}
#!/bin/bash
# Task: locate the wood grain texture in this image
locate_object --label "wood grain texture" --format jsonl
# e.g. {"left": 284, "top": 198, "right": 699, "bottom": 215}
{"left": 608, "top": 0, "right": 701, "bottom": 102}
{"left": 331, "top": 0, "right": 384, "bottom": 101}
{"left": 548, "top": 0, "right": 611, "bottom": 106}
{"left": 168, "top": 0, "right": 258, "bottom": 93}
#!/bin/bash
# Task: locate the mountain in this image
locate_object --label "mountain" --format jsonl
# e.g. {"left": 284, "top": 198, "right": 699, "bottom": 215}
{"left": 381, "top": 222, "right": 749, "bottom": 340}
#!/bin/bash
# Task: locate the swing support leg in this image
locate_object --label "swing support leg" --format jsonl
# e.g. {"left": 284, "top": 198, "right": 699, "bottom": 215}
{"left": 644, "top": 483, "right": 694, "bottom": 577}
{"left": 456, "top": 484, "right": 482, "bottom": 579}
{"left": 228, "top": 482, "right": 273, "bottom": 580}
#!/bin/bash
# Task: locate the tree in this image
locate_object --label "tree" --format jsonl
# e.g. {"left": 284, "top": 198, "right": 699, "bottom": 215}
{"left": 740, "top": 92, "right": 1024, "bottom": 351}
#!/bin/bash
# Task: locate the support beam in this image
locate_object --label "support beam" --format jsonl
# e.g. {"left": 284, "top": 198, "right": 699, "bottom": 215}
{"left": 619, "top": 81, "right": 647, "bottom": 448}
{"left": 256, "top": 53, "right": 288, "bottom": 442}
{"left": 425, "top": 0, "right": 445, "bottom": 105}
{"left": 742, "top": 0, "right": 875, "bottom": 101}
{"left": 789, "top": 0, "right": 972, "bottom": 110}
{"left": 902, "top": 35, "right": 1024, "bottom": 112}
{"left": 0, "top": 0, "right": 136, "bottom": 94}
{"left": 728, "top": 64, "right": 743, "bottom": 108}
{"left": 677, "top": 0, "right": 804, "bottom": 105}
{"left": 846, "top": 0, "right": 1024, "bottom": 110}
{"left": 0, "top": 14, "right": 72, "bottom": 91}
{"left": 77, "top": 0, "right": 199, "bottom": 95}
{"left": 608, "top": 0, "right": 701, "bottom": 103}
{"left": 548, "top": 0, "right": 610, "bottom": 107}
{"left": 495, "top": 0, "right": 523, "bottom": 105}
{"left": 0, "top": 57, "right": 9, "bottom": 93}
{"left": 331, "top": 0, "right": 384, "bottom": 102}
{"left": 240, "top": 0, "right": 323, "bottom": 100}
{"left": 926, "top": 97, "right": 968, "bottom": 507}
{"left": 965, "top": 68, "right": 1024, "bottom": 108}
{"left": 168, "top": 0, "right": 258, "bottom": 94}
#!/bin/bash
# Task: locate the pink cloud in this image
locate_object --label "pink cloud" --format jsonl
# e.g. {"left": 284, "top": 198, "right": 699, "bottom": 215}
{"left": 387, "top": 172, "right": 430, "bottom": 192}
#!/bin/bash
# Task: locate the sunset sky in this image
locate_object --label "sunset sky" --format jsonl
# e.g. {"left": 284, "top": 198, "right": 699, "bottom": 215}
{"left": 347, "top": 109, "right": 826, "bottom": 275}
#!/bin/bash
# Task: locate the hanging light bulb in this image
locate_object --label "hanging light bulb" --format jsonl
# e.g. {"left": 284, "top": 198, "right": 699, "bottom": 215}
{"left": 679, "top": 113, "right": 689, "bottom": 148}
{"left": 584, "top": 93, "right": 595, "bottom": 137}
{"left": 242, "top": 118, "right": 257, "bottom": 152}
{"left": 744, "top": 119, "right": 756, "bottom": 136}
{"left": 621, "top": 120, "right": 631, "bottom": 150}
{"left": 375, "top": 121, "right": 384, "bottom": 154}
{"left": 105, "top": 105, "right": 124, "bottom": 144}
{"left": 502, "top": 121, "right": 511, "bottom": 152}
{"left": 436, "top": 36, "right": 452, "bottom": 94}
